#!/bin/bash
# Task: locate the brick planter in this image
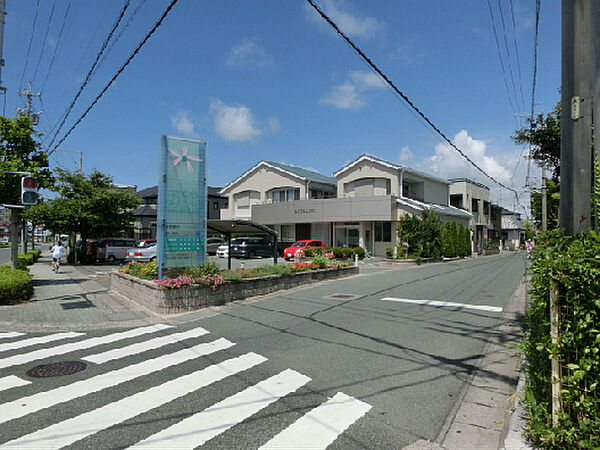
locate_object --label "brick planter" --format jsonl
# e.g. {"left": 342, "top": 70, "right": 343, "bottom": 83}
{"left": 111, "top": 266, "right": 359, "bottom": 314}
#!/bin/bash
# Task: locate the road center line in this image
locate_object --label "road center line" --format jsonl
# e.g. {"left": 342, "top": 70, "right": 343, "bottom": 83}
{"left": 381, "top": 297, "right": 503, "bottom": 313}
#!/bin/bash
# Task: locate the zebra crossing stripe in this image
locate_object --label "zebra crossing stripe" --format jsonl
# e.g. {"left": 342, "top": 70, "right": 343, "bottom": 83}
{"left": 131, "top": 368, "right": 312, "bottom": 449}
{"left": 0, "top": 353, "right": 267, "bottom": 449}
{"left": 82, "top": 326, "right": 210, "bottom": 364}
{"left": 0, "top": 332, "right": 85, "bottom": 353}
{"left": 0, "top": 376, "right": 31, "bottom": 392}
{"left": 0, "top": 337, "right": 235, "bottom": 425}
{"left": 0, "top": 332, "right": 25, "bottom": 339}
{"left": 0, "top": 324, "right": 173, "bottom": 369}
{"left": 260, "top": 392, "right": 372, "bottom": 449}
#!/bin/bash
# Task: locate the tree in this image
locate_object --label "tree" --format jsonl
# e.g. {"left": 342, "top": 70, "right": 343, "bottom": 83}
{"left": 397, "top": 214, "right": 423, "bottom": 257}
{"left": 512, "top": 103, "right": 561, "bottom": 230}
{"left": 0, "top": 115, "right": 52, "bottom": 268}
{"left": 421, "top": 210, "right": 442, "bottom": 259}
{"left": 24, "top": 169, "right": 140, "bottom": 263}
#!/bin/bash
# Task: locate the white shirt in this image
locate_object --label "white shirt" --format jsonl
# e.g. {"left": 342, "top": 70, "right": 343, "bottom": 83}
{"left": 51, "top": 245, "right": 66, "bottom": 259}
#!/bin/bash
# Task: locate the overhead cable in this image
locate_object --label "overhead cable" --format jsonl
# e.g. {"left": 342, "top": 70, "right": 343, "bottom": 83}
{"left": 41, "top": 1, "right": 72, "bottom": 92}
{"left": 509, "top": 0, "right": 526, "bottom": 111}
{"left": 497, "top": 0, "right": 523, "bottom": 113}
{"left": 31, "top": 2, "right": 56, "bottom": 86}
{"left": 45, "top": 0, "right": 131, "bottom": 152}
{"left": 17, "top": 0, "right": 41, "bottom": 94}
{"left": 48, "top": 0, "right": 181, "bottom": 156}
{"left": 306, "top": 0, "right": 523, "bottom": 207}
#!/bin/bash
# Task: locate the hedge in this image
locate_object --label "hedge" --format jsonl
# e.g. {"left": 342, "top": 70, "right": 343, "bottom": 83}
{"left": 0, "top": 265, "right": 33, "bottom": 304}
{"left": 302, "top": 246, "right": 365, "bottom": 259}
{"left": 522, "top": 230, "right": 600, "bottom": 447}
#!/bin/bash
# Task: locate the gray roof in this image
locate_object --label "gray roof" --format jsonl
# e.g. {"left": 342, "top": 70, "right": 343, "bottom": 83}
{"left": 396, "top": 197, "right": 473, "bottom": 219}
{"left": 264, "top": 161, "right": 336, "bottom": 185}
{"left": 136, "top": 185, "right": 225, "bottom": 199}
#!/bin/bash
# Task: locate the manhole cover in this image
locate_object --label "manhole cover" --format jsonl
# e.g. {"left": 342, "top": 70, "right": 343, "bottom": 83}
{"left": 26, "top": 361, "right": 87, "bottom": 378}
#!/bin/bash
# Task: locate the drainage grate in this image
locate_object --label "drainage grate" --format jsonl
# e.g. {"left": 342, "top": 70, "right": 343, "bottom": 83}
{"left": 26, "top": 361, "right": 87, "bottom": 378}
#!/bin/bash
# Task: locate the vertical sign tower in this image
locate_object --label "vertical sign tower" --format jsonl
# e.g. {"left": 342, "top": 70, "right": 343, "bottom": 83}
{"left": 158, "top": 136, "right": 207, "bottom": 278}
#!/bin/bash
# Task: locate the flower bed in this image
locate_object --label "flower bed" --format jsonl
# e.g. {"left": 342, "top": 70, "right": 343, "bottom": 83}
{"left": 111, "top": 265, "right": 358, "bottom": 314}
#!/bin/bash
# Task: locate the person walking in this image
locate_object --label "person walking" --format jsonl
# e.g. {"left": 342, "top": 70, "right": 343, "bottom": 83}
{"left": 50, "top": 241, "right": 66, "bottom": 271}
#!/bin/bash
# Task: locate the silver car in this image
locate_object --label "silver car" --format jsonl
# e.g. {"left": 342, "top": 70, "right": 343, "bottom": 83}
{"left": 125, "top": 243, "right": 157, "bottom": 263}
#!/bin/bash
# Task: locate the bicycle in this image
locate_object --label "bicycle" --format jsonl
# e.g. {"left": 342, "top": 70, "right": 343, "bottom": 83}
{"left": 53, "top": 257, "right": 61, "bottom": 273}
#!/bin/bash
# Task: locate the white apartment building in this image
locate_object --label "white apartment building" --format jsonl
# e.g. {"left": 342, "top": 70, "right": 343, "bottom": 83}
{"left": 219, "top": 154, "right": 471, "bottom": 257}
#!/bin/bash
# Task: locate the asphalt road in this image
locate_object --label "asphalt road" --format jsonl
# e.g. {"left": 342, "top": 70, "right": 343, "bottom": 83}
{"left": 0, "top": 252, "right": 526, "bottom": 448}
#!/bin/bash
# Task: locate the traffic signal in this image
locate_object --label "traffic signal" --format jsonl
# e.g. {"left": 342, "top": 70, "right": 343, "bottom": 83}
{"left": 21, "top": 177, "right": 38, "bottom": 205}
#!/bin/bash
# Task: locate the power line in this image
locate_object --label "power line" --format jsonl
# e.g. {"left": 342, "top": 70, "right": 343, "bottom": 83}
{"left": 526, "top": 0, "right": 542, "bottom": 184}
{"left": 31, "top": 1, "right": 56, "bottom": 86}
{"left": 509, "top": 0, "right": 526, "bottom": 111}
{"left": 17, "top": 0, "right": 40, "bottom": 94}
{"left": 45, "top": 0, "right": 131, "bottom": 152}
{"left": 48, "top": 0, "right": 181, "bottom": 156}
{"left": 40, "top": 1, "right": 72, "bottom": 93}
{"left": 497, "top": 0, "right": 523, "bottom": 113}
{"left": 306, "top": 0, "right": 523, "bottom": 208}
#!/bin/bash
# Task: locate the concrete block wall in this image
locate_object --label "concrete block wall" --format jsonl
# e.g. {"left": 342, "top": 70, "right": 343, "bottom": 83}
{"left": 111, "top": 266, "right": 359, "bottom": 314}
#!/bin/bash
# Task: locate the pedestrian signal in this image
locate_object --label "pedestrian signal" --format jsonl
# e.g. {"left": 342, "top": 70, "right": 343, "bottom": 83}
{"left": 21, "top": 177, "right": 38, "bottom": 205}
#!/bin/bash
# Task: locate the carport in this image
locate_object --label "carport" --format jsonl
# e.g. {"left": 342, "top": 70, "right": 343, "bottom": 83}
{"left": 207, "top": 219, "right": 278, "bottom": 269}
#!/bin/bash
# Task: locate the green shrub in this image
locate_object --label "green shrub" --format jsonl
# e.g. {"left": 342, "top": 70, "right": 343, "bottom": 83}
{"left": 351, "top": 247, "right": 366, "bottom": 259}
{"left": 26, "top": 249, "right": 42, "bottom": 262}
{"left": 16, "top": 254, "right": 28, "bottom": 270}
{"left": 121, "top": 260, "right": 158, "bottom": 280}
{"left": 311, "top": 255, "right": 330, "bottom": 269}
{"left": 442, "top": 222, "right": 458, "bottom": 258}
{"left": 385, "top": 247, "right": 394, "bottom": 258}
{"left": 303, "top": 248, "right": 315, "bottom": 257}
{"left": 0, "top": 267, "right": 33, "bottom": 304}
{"left": 522, "top": 230, "right": 600, "bottom": 447}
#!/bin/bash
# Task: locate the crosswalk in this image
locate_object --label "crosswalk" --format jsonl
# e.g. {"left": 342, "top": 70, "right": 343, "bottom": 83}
{"left": 0, "top": 325, "right": 371, "bottom": 448}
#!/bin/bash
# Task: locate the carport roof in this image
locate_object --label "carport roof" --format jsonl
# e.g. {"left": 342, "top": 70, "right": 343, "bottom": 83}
{"left": 207, "top": 219, "right": 277, "bottom": 238}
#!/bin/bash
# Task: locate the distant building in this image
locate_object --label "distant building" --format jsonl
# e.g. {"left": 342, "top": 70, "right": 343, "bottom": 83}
{"left": 448, "top": 178, "right": 502, "bottom": 254}
{"left": 131, "top": 185, "right": 227, "bottom": 240}
{"left": 501, "top": 209, "right": 526, "bottom": 250}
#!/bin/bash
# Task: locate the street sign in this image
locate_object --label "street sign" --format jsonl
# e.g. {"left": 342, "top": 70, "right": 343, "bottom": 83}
{"left": 157, "top": 136, "right": 207, "bottom": 278}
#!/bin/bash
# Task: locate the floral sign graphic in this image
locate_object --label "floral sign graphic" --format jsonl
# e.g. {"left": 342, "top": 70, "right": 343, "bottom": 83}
{"left": 168, "top": 146, "right": 203, "bottom": 173}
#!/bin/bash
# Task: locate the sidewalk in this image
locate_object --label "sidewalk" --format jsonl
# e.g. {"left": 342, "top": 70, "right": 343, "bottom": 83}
{"left": 0, "top": 251, "right": 165, "bottom": 332}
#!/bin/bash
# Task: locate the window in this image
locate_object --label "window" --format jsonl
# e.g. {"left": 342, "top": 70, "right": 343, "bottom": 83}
{"left": 310, "top": 189, "right": 335, "bottom": 199}
{"left": 483, "top": 201, "right": 490, "bottom": 215}
{"left": 280, "top": 225, "right": 293, "bottom": 240}
{"left": 472, "top": 198, "right": 479, "bottom": 212}
{"left": 270, "top": 188, "right": 299, "bottom": 203}
{"left": 234, "top": 190, "right": 260, "bottom": 217}
{"left": 213, "top": 202, "right": 219, "bottom": 210}
{"left": 374, "top": 221, "right": 392, "bottom": 242}
{"left": 450, "top": 194, "right": 463, "bottom": 209}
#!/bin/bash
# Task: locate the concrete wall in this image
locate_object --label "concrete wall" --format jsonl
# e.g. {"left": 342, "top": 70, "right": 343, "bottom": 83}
{"left": 337, "top": 160, "right": 401, "bottom": 196}
{"left": 111, "top": 266, "right": 359, "bottom": 314}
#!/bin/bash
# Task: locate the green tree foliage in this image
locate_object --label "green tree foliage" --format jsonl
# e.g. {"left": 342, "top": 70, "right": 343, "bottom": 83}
{"left": 512, "top": 103, "right": 561, "bottom": 179}
{"left": 457, "top": 223, "right": 471, "bottom": 257}
{"left": 421, "top": 210, "right": 442, "bottom": 259}
{"left": 523, "top": 230, "right": 600, "bottom": 447}
{"left": 0, "top": 115, "right": 52, "bottom": 204}
{"left": 397, "top": 213, "right": 423, "bottom": 257}
{"left": 442, "top": 221, "right": 458, "bottom": 258}
{"left": 24, "top": 169, "right": 140, "bottom": 261}
{"left": 529, "top": 178, "right": 560, "bottom": 230}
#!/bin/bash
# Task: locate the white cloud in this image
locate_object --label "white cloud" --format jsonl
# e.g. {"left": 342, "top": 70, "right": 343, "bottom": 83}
{"left": 170, "top": 111, "right": 195, "bottom": 136}
{"left": 209, "top": 99, "right": 280, "bottom": 142}
{"left": 390, "top": 45, "right": 423, "bottom": 66}
{"left": 398, "top": 146, "right": 414, "bottom": 165}
{"left": 321, "top": 70, "right": 385, "bottom": 109}
{"left": 225, "top": 37, "right": 273, "bottom": 68}
{"left": 306, "top": 0, "right": 383, "bottom": 38}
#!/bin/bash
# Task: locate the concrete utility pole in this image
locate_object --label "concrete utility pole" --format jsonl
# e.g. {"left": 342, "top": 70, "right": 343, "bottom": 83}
{"left": 542, "top": 166, "right": 547, "bottom": 232}
{"left": 16, "top": 81, "right": 41, "bottom": 125}
{"left": 560, "top": 1, "right": 598, "bottom": 235}
{"left": 0, "top": 0, "right": 6, "bottom": 95}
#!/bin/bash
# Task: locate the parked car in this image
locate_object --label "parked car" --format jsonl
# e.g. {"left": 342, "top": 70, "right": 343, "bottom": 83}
{"left": 206, "top": 237, "right": 225, "bottom": 255}
{"left": 0, "top": 236, "right": 9, "bottom": 245}
{"left": 136, "top": 239, "right": 156, "bottom": 248}
{"left": 283, "top": 239, "right": 326, "bottom": 260}
{"left": 230, "top": 237, "right": 275, "bottom": 259}
{"left": 97, "top": 237, "right": 137, "bottom": 263}
{"left": 217, "top": 239, "right": 239, "bottom": 258}
{"left": 75, "top": 239, "right": 98, "bottom": 260}
{"left": 125, "top": 243, "right": 157, "bottom": 263}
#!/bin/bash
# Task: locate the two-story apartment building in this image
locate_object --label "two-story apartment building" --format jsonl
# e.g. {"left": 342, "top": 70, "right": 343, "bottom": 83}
{"left": 219, "top": 154, "right": 471, "bottom": 257}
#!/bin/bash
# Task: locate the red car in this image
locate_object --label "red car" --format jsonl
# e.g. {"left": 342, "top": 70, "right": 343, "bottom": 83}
{"left": 283, "top": 239, "right": 325, "bottom": 260}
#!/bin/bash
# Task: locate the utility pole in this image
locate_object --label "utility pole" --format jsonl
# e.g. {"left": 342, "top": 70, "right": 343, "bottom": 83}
{"left": 16, "top": 81, "right": 41, "bottom": 125}
{"left": 542, "top": 166, "right": 547, "bottom": 232}
{"left": 0, "top": 0, "right": 6, "bottom": 95}
{"left": 560, "top": 1, "right": 597, "bottom": 235}
{"left": 58, "top": 149, "right": 83, "bottom": 172}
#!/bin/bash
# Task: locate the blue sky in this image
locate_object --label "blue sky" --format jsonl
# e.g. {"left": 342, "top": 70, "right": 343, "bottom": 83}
{"left": 3, "top": 0, "right": 560, "bottom": 215}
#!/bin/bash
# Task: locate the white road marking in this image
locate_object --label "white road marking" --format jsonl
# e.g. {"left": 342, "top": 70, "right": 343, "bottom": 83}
{"left": 0, "top": 337, "right": 235, "bottom": 425}
{"left": 381, "top": 297, "right": 503, "bottom": 312}
{"left": 0, "top": 375, "right": 31, "bottom": 392}
{"left": 0, "top": 353, "right": 266, "bottom": 449}
{"left": 82, "top": 326, "right": 209, "bottom": 364}
{"left": 0, "top": 324, "right": 173, "bottom": 369}
{"left": 0, "top": 332, "right": 85, "bottom": 353}
{"left": 260, "top": 392, "right": 371, "bottom": 449}
{"left": 131, "top": 368, "right": 311, "bottom": 449}
{"left": 0, "top": 332, "right": 25, "bottom": 339}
